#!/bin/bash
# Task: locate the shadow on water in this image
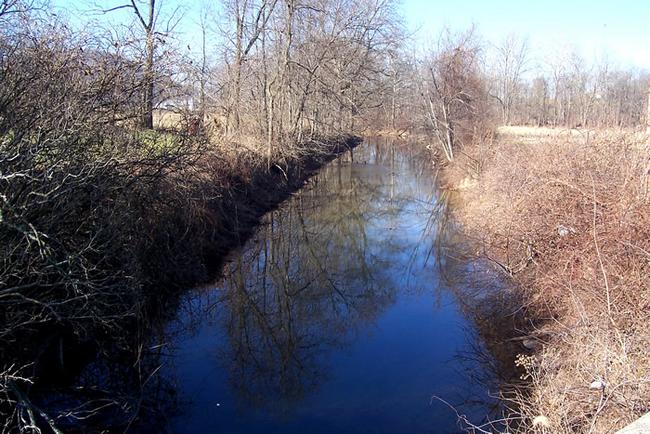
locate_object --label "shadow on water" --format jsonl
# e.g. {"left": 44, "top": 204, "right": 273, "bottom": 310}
{"left": 38, "top": 138, "right": 523, "bottom": 433}
{"left": 429, "top": 190, "right": 529, "bottom": 432}
{"left": 148, "top": 138, "right": 520, "bottom": 434}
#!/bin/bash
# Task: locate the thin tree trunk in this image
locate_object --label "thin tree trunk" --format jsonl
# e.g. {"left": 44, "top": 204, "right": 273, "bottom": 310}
{"left": 142, "top": 29, "right": 154, "bottom": 129}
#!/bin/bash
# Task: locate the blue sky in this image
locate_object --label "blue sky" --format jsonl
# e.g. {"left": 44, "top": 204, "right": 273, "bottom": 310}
{"left": 404, "top": 0, "right": 650, "bottom": 69}
{"left": 53, "top": 0, "right": 650, "bottom": 70}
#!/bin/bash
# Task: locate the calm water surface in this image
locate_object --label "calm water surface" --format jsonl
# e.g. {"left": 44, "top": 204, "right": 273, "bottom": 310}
{"left": 161, "top": 140, "right": 499, "bottom": 433}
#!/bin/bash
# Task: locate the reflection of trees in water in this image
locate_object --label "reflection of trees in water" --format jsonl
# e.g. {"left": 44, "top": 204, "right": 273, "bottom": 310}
{"left": 54, "top": 140, "right": 520, "bottom": 431}
{"left": 425, "top": 192, "right": 526, "bottom": 427}
{"left": 38, "top": 140, "right": 518, "bottom": 431}
{"left": 213, "top": 141, "right": 442, "bottom": 412}
{"left": 51, "top": 139, "right": 513, "bottom": 430}
{"left": 28, "top": 339, "right": 178, "bottom": 432}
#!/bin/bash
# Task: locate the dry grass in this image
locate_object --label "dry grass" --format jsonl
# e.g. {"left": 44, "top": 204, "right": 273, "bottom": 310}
{"left": 451, "top": 127, "right": 650, "bottom": 433}
{"left": 152, "top": 109, "right": 184, "bottom": 130}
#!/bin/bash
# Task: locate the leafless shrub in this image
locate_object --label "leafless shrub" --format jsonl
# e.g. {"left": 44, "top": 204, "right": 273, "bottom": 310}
{"left": 419, "top": 28, "right": 493, "bottom": 162}
{"left": 0, "top": 10, "right": 209, "bottom": 429}
{"left": 453, "top": 128, "right": 650, "bottom": 432}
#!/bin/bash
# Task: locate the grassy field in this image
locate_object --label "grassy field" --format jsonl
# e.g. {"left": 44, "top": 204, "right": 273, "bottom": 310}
{"left": 449, "top": 126, "right": 650, "bottom": 433}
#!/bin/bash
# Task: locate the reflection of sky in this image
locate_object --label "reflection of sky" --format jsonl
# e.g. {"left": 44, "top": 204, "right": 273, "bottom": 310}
{"left": 162, "top": 140, "right": 497, "bottom": 434}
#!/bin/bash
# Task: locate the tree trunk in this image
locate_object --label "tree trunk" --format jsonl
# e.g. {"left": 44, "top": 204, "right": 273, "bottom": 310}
{"left": 142, "top": 29, "right": 154, "bottom": 129}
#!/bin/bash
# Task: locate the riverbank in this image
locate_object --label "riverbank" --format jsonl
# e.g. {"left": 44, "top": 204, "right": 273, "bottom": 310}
{"left": 446, "top": 127, "right": 650, "bottom": 432}
{"left": 140, "top": 134, "right": 362, "bottom": 299}
{"left": 0, "top": 133, "right": 360, "bottom": 431}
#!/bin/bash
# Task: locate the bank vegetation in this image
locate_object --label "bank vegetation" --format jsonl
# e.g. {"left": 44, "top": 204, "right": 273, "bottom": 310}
{"left": 415, "top": 28, "right": 650, "bottom": 434}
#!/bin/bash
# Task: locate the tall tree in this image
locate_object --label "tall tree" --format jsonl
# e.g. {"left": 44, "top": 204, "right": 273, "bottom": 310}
{"left": 104, "top": 0, "right": 181, "bottom": 129}
{"left": 220, "top": 0, "right": 279, "bottom": 133}
{"left": 491, "top": 33, "right": 528, "bottom": 125}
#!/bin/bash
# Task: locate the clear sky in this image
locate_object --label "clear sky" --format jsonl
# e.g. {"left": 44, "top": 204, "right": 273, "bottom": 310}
{"left": 404, "top": 0, "right": 650, "bottom": 69}
{"left": 52, "top": 0, "right": 650, "bottom": 70}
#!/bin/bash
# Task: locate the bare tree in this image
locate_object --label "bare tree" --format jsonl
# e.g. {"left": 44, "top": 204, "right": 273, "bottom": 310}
{"left": 103, "top": 0, "right": 183, "bottom": 129}
{"left": 219, "top": 0, "right": 278, "bottom": 133}
{"left": 528, "top": 75, "right": 549, "bottom": 125}
{"left": 507, "top": 49, "right": 650, "bottom": 129}
{"left": 0, "top": 0, "right": 30, "bottom": 16}
{"left": 420, "top": 28, "right": 487, "bottom": 162}
{"left": 490, "top": 33, "right": 528, "bottom": 125}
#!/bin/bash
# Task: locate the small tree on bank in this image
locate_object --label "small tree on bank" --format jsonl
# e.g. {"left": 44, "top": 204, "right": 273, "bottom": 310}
{"left": 420, "top": 28, "right": 488, "bottom": 162}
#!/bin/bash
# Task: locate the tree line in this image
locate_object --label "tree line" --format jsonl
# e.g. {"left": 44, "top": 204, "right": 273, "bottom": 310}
{"left": 91, "top": 0, "right": 405, "bottom": 161}
{"left": 487, "top": 34, "right": 650, "bottom": 128}
{"left": 363, "top": 29, "right": 650, "bottom": 162}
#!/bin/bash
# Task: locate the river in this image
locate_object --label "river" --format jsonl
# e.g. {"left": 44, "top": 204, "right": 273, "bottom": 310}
{"left": 157, "top": 138, "right": 503, "bottom": 433}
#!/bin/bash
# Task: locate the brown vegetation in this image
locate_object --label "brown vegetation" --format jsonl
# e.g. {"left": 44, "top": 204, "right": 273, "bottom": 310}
{"left": 449, "top": 127, "right": 650, "bottom": 432}
{"left": 419, "top": 28, "right": 491, "bottom": 162}
{"left": 410, "top": 27, "right": 650, "bottom": 432}
{"left": 0, "top": 0, "right": 372, "bottom": 429}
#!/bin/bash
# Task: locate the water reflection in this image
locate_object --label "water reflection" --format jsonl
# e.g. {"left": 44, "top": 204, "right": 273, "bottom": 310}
{"left": 425, "top": 191, "right": 528, "bottom": 432}
{"left": 162, "top": 139, "right": 500, "bottom": 433}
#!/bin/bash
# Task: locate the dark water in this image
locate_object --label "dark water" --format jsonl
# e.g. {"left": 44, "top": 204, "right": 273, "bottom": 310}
{"left": 160, "top": 140, "right": 500, "bottom": 433}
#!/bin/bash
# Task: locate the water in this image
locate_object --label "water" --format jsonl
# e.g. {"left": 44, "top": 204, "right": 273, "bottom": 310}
{"left": 160, "top": 139, "right": 500, "bottom": 433}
